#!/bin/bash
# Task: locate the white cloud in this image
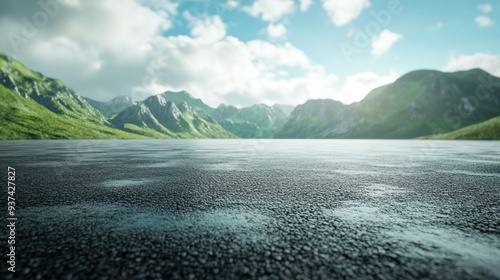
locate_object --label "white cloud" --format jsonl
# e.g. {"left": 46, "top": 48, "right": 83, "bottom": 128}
{"left": 0, "top": 0, "right": 177, "bottom": 101}
{"left": 321, "top": 0, "right": 370, "bottom": 26}
{"left": 184, "top": 12, "right": 226, "bottom": 43}
{"left": 300, "top": 0, "right": 313, "bottom": 12}
{"left": 139, "top": 25, "right": 398, "bottom": 106}
{"left": 137, "top": 33, "right": 338, "bottom": 107}
{"left": 475, "top": 15, "right": 493, "bottom": 27}
{"left": 436, "top": 22, "right": 444, "bottom": 29}
{"left": 243, "top": 0, "right": 295, "bottom": 22}
{"left": 336, "top": 71, "right": 399, "bottom": 104}
{"left": 139, "top": 0, "right": 178, "bottom": 15}
{"left": 246, "top": 40, "right": 310, "bottom": 68}
{"left": 478, "top": 3, "right": 493, "bottom": 13}
{"left": 371, "top": 29, "right": 402, "bottom": 56}
{"left": 226, "top": 0, "right": 239, "bottom": 8}
{"left": 475, "top": 4, "right": 494, "bottom": 27}
{"left": 267, "top": 23, "right": 287, "bottom": 39}
{"left": 0, "top": 0, "right": 397, "bottom": 107}
{"left": 46, "top": 0, "right": 174, "bottom": 55}
{"left": 442, "top": 53, "right": 500, "bottom": 77}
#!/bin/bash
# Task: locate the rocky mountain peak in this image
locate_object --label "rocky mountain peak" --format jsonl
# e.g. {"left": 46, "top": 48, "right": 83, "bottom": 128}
{"left": 178, "top": 101, "right": 190, "bottom": 112}
{"left": 143, "top": 94, "right": 168, "bottom": 111}
{"left": 165, "top": 101, "right": 181, "bottom": 120}
{"left": 110, "top": 96, "right": 136, "bottom": 105}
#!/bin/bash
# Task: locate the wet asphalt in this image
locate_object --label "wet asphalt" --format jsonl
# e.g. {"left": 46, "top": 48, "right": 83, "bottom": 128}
{"left": 1, "top": 140, "right": 499, "bottom": 279}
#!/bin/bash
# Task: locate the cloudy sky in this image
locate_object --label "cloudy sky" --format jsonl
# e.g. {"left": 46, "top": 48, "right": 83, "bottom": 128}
{"left": 1, "top": 0, "right": 499, "bottom": 107}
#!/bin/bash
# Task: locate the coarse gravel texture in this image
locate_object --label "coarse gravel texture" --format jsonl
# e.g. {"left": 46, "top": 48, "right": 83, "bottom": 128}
{"left": 1, "top": 140, "right": 499, "bottom": 279}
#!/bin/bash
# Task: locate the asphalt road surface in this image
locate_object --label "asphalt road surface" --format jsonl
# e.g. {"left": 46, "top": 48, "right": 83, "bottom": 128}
{"left": 1, "top": 140, "right": 499, "bottom": 279}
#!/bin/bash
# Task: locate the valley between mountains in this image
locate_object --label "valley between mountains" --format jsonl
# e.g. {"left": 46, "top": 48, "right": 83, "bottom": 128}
{"left": 1, "top": 52, "right": 499, "bottom": 140}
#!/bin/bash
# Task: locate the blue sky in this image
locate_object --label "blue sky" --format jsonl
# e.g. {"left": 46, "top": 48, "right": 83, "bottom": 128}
{"left": 171, "top": 0, "right": 500, "bottom": 78}
{"left": 0, "top": 0, "right": 499, "bottom": 107}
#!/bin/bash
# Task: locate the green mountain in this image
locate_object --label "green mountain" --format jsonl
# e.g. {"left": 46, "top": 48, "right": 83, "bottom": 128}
{"left": 272, "top": 104, "right": 295, "bottom": 116}
{"left": 161, "top": 90, "right": 215, "bottom": 115}
{"left": 277, "top": 69, "right": 500, "bottom": 139}
{"left": 276, "top": 99, "right": 349, "bottom": 138}
{"left": 0, "top": 53, "right": 106, "bottom": 124}
{"left": 0, "top": 54, "right": 143, "bottom": 139}
{"left": 0, "top": 53, "right": 235, "bottom": 139}
{"left": 420, "top": 116, "right": 500, "bottom": 140}
{"left": 213, "top": 104, "right": 291, "bottom": 138}
{"left": 2, "top": 51, "right": 499, "bottom": 140}
{"left": 83, "top": 96, "right": 138, "bottom": 118}
{"left": 111, "top": 94, "right": 235, "bottom": 138}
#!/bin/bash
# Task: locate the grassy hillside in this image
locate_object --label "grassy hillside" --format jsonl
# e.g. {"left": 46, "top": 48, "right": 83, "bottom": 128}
{"left": 111, "top": 95, "right": 236, "bottom": 139}
{"left": 345, "top": 69, "right": 500, "bottom": 138}
{"left": 420, "top": 116, "right": 500, "bottom": 140}
{"left": 0, "top": 85, "right": 145, "bottom": 139}
{"left": 0, "top": 52, "right": 106, "bottom": 124}
{"left": 3, "top": 50, "right": 499, "bottom": 140}
{"left": 214, "top": 104, "right": 290, "bottom": 138}
{"left": 277, "top": 69, "right": 500, "bottom": 139}
{"left": 0, "top": 52, "right": 235, "bottom": 139}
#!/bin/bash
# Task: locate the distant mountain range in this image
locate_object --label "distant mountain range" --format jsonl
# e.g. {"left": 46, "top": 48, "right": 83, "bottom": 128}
{"left": 213, "top": 103, "right": 292, "bottom": 138}
{"left": 1, "top": 52, "right": 499, "bottom": 140}
{"left": 277, "top": 69, "right": 500, "bottom": 138}
{"left": 0, "top": 52, "right": 140, "bottom": 139}
{"left": 110, "top": 93, "right": 234, "bottom": 138}
{"left": 83, "top": 95, "right": 138, "bottom": 119}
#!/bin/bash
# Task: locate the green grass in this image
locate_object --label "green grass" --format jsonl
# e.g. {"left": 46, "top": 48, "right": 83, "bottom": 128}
{"left": 289, "top": 69, "right": 500, "bottom": 139}
{"left": 1, "top": 52, "right": 235, "bottom": 139}
{"left": 5, "top": 51, "right": 499, "bottom": 140}
{"left": 420, "top": 116, "right": 500, "bottom": 140}
{"left": 1, "top": 52, "right": 106, "bottom": 124}
{"left": 122, "top": 124, "right": 172, "bottom": 139}
{"left": 0, "top": 85, "right": 145, "bottom": 139}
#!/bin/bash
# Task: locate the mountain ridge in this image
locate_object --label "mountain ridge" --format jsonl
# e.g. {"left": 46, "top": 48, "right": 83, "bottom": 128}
{"left": 0, "top": 53, "right": 144, "bottom": 139}
{"left": 83, "top": 96, "right": 138, "bottom": 119}
{"left": 277, "top": 68, "right": 500, "bottom": 139}
{"left": 1, "top": 51, "right": 499, "bottom": 140}
{"left": 111, "top": 93, "right": 235, "bottom": 138}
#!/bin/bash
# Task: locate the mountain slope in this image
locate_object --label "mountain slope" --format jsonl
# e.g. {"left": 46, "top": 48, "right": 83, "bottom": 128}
{"left": 277, "top": 69, "right": 500, "bottom": 139}
{"left": 161, "top": 90, "right": 215, "bottom": 115}
{"left": 420, "top": 116, "right": 500, "bottom": 140}
{"left": 276, "top": 99, "right": 351, "bottom": 138}
{"left": 343, "top": 69, "right": 500, "bottom": 138}
{"left": 0, "top": 52, "right": 107, "bottom": 124}
{"left": 0, "top": 84, "right": 144, "bottom": 139}
{"left": 213, "top": 104, "right": 291, "bottom": 138}
{"left": 3, "top": 50, "right": 499, "bottom": 140}
{"left": 111, "top": 94, "right": 235, "bottom": 138}
{"left": 84, "top": 96, "right": 138, "bottom": 118}
{"left": 272, "top": 104, "right": 295, "bottom": 116}
{"left": 0, "top": 53, "right": 146, "bottom": 139}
